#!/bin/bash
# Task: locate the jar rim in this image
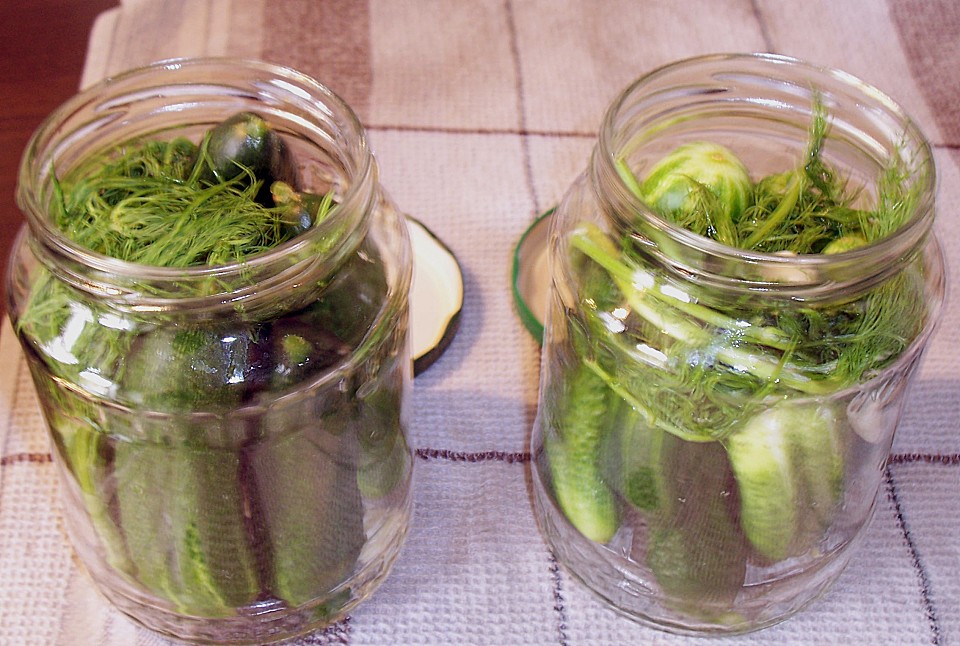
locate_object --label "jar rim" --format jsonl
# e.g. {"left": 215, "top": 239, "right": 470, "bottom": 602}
{"left": 593, "top": 52, "right": 937, "bottom": 294}
{"left": 16, "top": 57, "right": 375, "bottom": 287}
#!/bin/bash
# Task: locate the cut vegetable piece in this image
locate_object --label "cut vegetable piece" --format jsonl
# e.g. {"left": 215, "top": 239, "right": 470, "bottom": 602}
{"left": 407, "top": 216, "right": 463, "bottom": 374}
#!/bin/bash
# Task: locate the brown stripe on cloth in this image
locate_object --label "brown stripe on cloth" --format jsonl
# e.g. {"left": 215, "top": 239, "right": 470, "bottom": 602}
{"left": 260, "top": 0, "right": 373, "bottom": 119}
{"left": 888, "top": 0, "right": 960, "bottom": 146}
{"left": 0, "top": 452, "right": 53, "bottom": 466}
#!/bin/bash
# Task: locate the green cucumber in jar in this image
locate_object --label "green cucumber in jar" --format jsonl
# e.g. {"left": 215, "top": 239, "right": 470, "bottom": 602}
{"left": 199, "top": 111, "right": 298, "bottom": 192}
{"left": 601, "top": 399, "right": 664, "bottom": 513}
{"left": 631, "top": 141, "right": 753, "bottom": 246}
{"left": 248, "top": 424, "right": 365, "bottom": 607}
{"left": 114, "top": 441, "right": 261, "bottom": 615}
{"left": 544, "top": 362, "right": 620, "bottom": 544}
{"left": 725, "top": 400, "right": 845, "bottom": 560}
{"left": 724, "top": 405, "right": 798, "bottom": 561}
{"left": 786, "top": 403, "right": 845, "bottom": 531}
{"left": 646, "top": 435, "right": 748, "bottom": 613}
{"left": 121, "top": 325, "right": 270, "bottom": 414}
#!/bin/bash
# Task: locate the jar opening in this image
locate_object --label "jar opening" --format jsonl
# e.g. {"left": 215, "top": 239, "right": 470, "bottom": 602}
{"left": 16, "top": 58, "right": 377, "bottom": 313}
{"left": 592, "top": 53, "right": 936, "bottom": 301}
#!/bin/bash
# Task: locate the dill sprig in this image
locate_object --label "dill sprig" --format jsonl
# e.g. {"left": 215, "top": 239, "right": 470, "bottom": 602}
{"left": 53, "top": 136, "right": 303, "bottom": 268}
{"left": 574, "top": 101, "right": 930, "bottom": 440}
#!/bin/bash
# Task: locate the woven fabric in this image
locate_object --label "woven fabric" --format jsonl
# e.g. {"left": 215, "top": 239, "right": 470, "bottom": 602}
{"left": 2, "top": 1, "right": 959, "bottom": 644}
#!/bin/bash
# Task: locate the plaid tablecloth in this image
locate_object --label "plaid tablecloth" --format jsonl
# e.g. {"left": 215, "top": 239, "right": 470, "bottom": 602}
{"left": 2, "top": 1, "right": 960, "bottom": 644}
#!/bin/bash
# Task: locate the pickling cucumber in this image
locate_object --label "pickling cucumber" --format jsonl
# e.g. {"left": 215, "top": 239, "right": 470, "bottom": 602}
{"left": 248, "top": 424, "right": 365, "bottom": 607}
{"left": 121, "top": 325, "right": 270, "bottom": 414}
{"left": 114, "top": 441, "right": 261, "bottom": 615}
{"left": 725, "top": 406, "right": 798, "bottom": 561}
{"left": 199, "top": 111, "right": 298, "bottom": 200}
{"left": 646, "top": 435, "right": 748, "bottom": 613}
{"left": 601, "top": 399, "right": 664, "bottom": 513}
{"left": 726, "top": 401, "right": 845, "bottom": 560}
{"left": 786, "top": 404, "right": 844, "bottom": 530}
{"left": 636, "top": 141, "right": 753, "bottom": 245}
{"left": 545, "top": 362, "right": 620, "bottom": 544}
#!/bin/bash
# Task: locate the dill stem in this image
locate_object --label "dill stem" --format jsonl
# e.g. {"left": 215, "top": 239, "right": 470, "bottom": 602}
{"left": 583, "top": 359, "right": 712, "bottom": 443}
{"left": 570, "top": 224, "right": 840, "bottom": 396}
{"left": 571, "top": 224, "right": 793, "bottom": 349}
{"left": 741, "top": 173, "right": 802, "bottom": 250}
{"left": 615, "top": 157, "right": 645, "bottom": 199}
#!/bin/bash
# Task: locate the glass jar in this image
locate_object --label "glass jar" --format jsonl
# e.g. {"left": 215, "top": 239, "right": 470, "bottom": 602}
{"left": 531, "top": 53, "right": 945, "bottom": 634}
{"left": 6, "top": 58, "right": 413, "bottom": 644}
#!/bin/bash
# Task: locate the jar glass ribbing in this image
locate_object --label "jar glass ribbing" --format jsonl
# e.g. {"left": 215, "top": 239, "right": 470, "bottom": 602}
{"left": 531, "top": 54, "right": 945, "bottom": 635}
{"left": 6, "top": 58, "right": 413, "bottom": 644}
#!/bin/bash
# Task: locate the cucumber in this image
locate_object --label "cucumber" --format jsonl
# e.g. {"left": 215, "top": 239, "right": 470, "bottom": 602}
{"left": 170, "top": 447, "right": 261, "bottom": 613}
{"left": 638, "top": 141, "right": 752, "bottom": 245}
{"left": 786, "top": 404, "right": 844, "bottom": 530}
{"left": 646, "top": 435, "right": 748, "bottom": 614}
{"left": 354, "top": 358, "right": 411, "bottom": 499}
{"left": 725, "top": 405, "right": 798, "bottom": 561}
{"left": 121, "top": 325, "right": 270, "bottom": 415}
{"left": 544, "top": 363, "right": 619, "bottom": 544}
{"left": 823, "top": 233, "right": 868, "bottom": 254}
{"left": 601, "top": 400, "right": 664, "bottom": 513}
{"left": 249, "top": 424, "right": 365, "bottom": 607}
{"left": 199, "top": 111, "right": 298, "bottom": 201}
{"left": 114, "top": 441, "right": 180, "bottom": 604}
{"left": 271, "top": 181, "right": 335, "bottom": 234}
{"left": 114, "top": 441, "right": 261, "bottom": 615}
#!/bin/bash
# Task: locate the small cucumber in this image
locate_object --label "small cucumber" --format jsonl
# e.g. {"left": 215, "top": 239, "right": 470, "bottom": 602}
{"left": 601, "top": 400, "right": 663, "bottom": 513}
{"left": 249, "top": 425, "right": 365, "bottom": 607}
{"left": 544, "top": 363, "right": 619, "bottom": 544}
{"left": 786, "top": 404, "right": 844, "bottom": 530}
{"left": 114, "top": 441, "right": 180, "bottom": 604}
{"left": 646, "top": 435, "right": 748, "bottom": 614}
{"left": 639, "top": 141, "right": 753, "bottom": 245}
{"left": 169, "top": 448, "right": 261, "bottom": 614}
{"left": 199, "top": 112, "right": 298, "bottom": 200}
{"left": 271, "top": 181, "right": 335, "bottom": 235}
{"left": 725, "top": 405, "right": 798, "bottom": 561}
{"left": 121, "top": 325, "right": 271, "bottom": 414}
{"left": 114, "top": 441, "right": 261, "bottom": 616}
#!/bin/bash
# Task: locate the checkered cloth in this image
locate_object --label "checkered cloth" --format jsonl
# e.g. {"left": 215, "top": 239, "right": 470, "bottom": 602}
{"left": 2, "top": 1, "right": 960, "bottom": 644}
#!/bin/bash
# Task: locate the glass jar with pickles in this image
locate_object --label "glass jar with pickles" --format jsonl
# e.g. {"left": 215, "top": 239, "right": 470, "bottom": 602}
{"left": 531, "top": 53, "right": 945, "bottom": 634}
{"left": 7, "top": 58, "right": 414, "bottom": 644}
